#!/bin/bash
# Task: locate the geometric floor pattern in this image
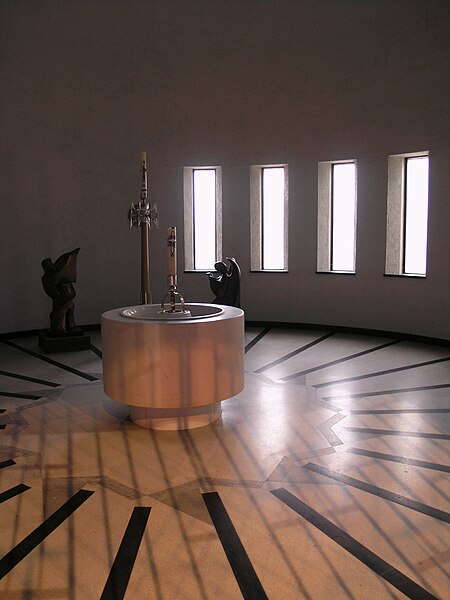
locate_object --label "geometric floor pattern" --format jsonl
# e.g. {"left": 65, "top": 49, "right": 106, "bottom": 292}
{"left": 0, "top": 327, "right": 449, "bottom": 599}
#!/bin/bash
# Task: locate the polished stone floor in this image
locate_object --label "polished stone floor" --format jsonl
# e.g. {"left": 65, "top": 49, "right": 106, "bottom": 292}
{"left": 0, "top": 327, "right": 449, "bottom": 599}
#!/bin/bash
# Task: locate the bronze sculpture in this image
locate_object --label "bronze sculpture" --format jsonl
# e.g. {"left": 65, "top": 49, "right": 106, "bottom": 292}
{"left": 207, "top": 257, "right": 241, "bottom": 307}
{"left": 39, "top": 247, "right": 90, "bottom": 352}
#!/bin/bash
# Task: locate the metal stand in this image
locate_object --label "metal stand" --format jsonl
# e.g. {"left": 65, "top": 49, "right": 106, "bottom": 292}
{"left": 159, "top": 275, "right": 191, "bottom": 318}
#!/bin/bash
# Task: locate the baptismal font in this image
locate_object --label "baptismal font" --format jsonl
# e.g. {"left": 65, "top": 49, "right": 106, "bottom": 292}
{"left": 101, "top": 153, "right": 244, "bottom": 430}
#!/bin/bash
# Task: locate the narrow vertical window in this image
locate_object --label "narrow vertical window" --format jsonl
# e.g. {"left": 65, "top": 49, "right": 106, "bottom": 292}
{"left": 250, "top": 164, "right": 288, "bottom": 271}
{"left": 184, "top": 166, "right": 222, "bottom": 271}
{"left": 193, "top": 169, "right": 216, "bottom": 270}
{"left": 403, "top": 156, "right": 429, "bottom": 276}
{"left": 262, "top": 167, "right": 286, "bottom": 270}
{"left": 331, "top": 163, "right": 357, "bottom": 272}
{"left": 385, "top": 151, "right": 429, "bottom": 277}
{"left": 317, "top": 159, "right": 357, "bottom": 273}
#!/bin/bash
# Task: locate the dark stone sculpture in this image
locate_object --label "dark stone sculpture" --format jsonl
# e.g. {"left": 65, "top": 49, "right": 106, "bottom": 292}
{"left": 39, "top": 247, "right": 90, "bottom": 352}
{"left": 207, "top": 257, "right": 241, "bottom": 307}
{"left": 41, "top": 247, "right": 80, "bottom": 333}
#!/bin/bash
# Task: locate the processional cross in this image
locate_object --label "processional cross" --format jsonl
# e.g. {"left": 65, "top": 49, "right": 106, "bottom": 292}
{"left": 129, "top": 153, "right": 159, "bottom": 304}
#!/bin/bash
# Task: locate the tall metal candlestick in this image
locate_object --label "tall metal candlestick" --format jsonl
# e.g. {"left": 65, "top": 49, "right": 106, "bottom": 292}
{"left": 159, "top": 225, "right": 190, "bottom": 316}
{"left": 129, "top": 152, "right": 159, "bottom": 304}
{"left": 167, "top": 226, "right": 177, "bottom": 287}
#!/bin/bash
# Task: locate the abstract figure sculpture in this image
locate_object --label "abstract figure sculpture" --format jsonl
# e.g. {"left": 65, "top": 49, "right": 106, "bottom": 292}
{"left": 39, "top": 248, "right": 90, "bottom": 352}
{"left": 207, "top": 257, "right": 241, "bottom": 307}
{"left": 41, "top": 247, "right": 80, "bottom": 333}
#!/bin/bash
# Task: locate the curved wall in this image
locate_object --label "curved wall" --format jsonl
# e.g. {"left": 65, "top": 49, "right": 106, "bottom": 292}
{"left": 1, "top": 1, "right": 449, "bottom": 339}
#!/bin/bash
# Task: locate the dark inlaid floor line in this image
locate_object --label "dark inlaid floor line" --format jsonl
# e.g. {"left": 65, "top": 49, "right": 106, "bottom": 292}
{"left": 349, "top": 408, "right": 450, "bottom": 415}
{"left": 244, "top": 327, "right": 271, "bottom": 354}
{"left": 343, "top": 427, "right": 450, "bottom": 440}
{"left": 253, "top": 332, "right": 334, "bottom": 373}
{"left": 0, "top": 484, "right": 30, "bottom": 504}
{"left": 1, "top": 339, "right": 98, "bottom": 382}
{"left": 270, "top": 488, "right": 439, "bottom": 600}
{"left": 0, "top": 369, "right": 60, "bottom": 388}
{"left": 323, "top": 383, "right": 450, "bottom": 400}
{"left": 303, "top": 463, "right": 450, "bottom": 523}
{"left": 100, "top": 506, "right": 151, "bottom": 600}
{"left": 314, "top": 356, "right": 450, "bottom": 388}
{"left": 202, "top": 491, "right": 269, "bottom": 600}
{"left": 0, "top": 489, "right": 94, "bottom": 580}
{"left": 280, "top": 340, "right": 400, "bottom": 381}
{"left": 89, "top": 344, "right": 103, "bottom": 359}
{"left": 0, "top": 459, "right": 16, "bottom": 469}
{"left": 0, "top": 408, "right": 5, "bottom": 413}
{"left": 347, "top": 448, "right": 450, "bottom": 473}
{"left": 0, "top": 391, "right": 42, "bottom": 400}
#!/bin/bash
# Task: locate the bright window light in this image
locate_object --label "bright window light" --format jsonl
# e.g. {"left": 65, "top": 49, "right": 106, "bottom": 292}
{"left": 262, "top": 167, "right": 285, "bottom": 270}
{"left": 404, "top": 156, "right": 429, "bottom": 275}
{"left": 331, "top": 163, "right": 356, "bottom": 272}
{"left": 193, "top": 169, "right": 216, "bottom": 270}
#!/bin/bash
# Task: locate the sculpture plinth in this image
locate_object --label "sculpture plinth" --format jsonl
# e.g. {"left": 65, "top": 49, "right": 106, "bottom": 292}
{"left": 38, "top": 328, "right": 90, "bottom": 353}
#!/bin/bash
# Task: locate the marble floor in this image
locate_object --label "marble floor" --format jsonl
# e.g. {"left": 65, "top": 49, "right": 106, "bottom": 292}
{"left": 0, "top": 327, "right": 449, "bottom": 599}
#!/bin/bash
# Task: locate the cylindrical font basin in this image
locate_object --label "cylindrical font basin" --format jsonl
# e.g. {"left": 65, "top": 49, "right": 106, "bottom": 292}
{"left": 101, "top": 303, "right": 244, "bottom": 430}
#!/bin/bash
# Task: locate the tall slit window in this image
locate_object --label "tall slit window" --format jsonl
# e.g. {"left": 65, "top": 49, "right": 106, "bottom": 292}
{"left": 403, "top": 156, "right": 429, "bottom": 275}
{"left": 193, "top": 169, "right": 216, "bottom": 270}
{"left": 385, "top": 152, "right": 429, "bottom": 277}
{"left": 184, "top": 166, "right": 222, "bottom": 271}
{"left": 331, "top": 163, "right": 357, "bottom": 272}
{"left": 250, "top": 164, "right": 288, "bottom": 271}
{"left": 262, "top": 167, "right": 286, "bottom": 269}
{"left": 317, "top": 159, "right": 357, "bottom": 273}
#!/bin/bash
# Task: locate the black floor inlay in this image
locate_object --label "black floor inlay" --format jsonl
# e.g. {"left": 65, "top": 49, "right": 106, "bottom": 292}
{"left": 343, "top": 427, "right": 450, "bottom": 440}
{"left": 303, "top": 463, "right": 450, "bottom": 523}
{"left": 89, "top": 344, "right": 103, "bottom": 359}
{"left": 313, "top": 356, "right": 450, "bottom": 388}
{"left": 0, "top": 483, "right": 30, "bottom": 504}
{"left": 0, "top": 488, "right": 94, "bottom": 580}
{"left": 280, "top": 340, "right": 400, "bottom": 381}
{"left": 245, "top": 328, "right": 271, "bottom": 354}
{"left": 349, "top": 408, "right": 450, "bottom": 415}
{"left": 271, "top": 488, "right": 439, "bottom": 600}
{"left": 0, "top": 369, "right": 60, "bottom": 387}
{"left": 100, "top": 506, "right": 151, "bottom": 600}
{"left": 324, "top": 383, "right": 450, "bottom": 400}
{"left": 0, "top": 459, "right": 16, "bottom": 470}
{"left": 202, "top": 491, "right": 268, "bottom": 600}
{"left": 0, "top": 391, "right": 42, "bottom": 400}
{"left": 347, "top": 448, "right": 450, "bottom": 474}
{"left": 1, "top": 339, "right": 98, "bottom": 382}
{"left": 254, "top": 332, "right": 333, "bottom": 373}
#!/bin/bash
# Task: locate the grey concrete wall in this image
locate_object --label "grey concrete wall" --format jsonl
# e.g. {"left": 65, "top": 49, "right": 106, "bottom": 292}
{"left": 1, "top": 0, "right": 449, "bottom": 339}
